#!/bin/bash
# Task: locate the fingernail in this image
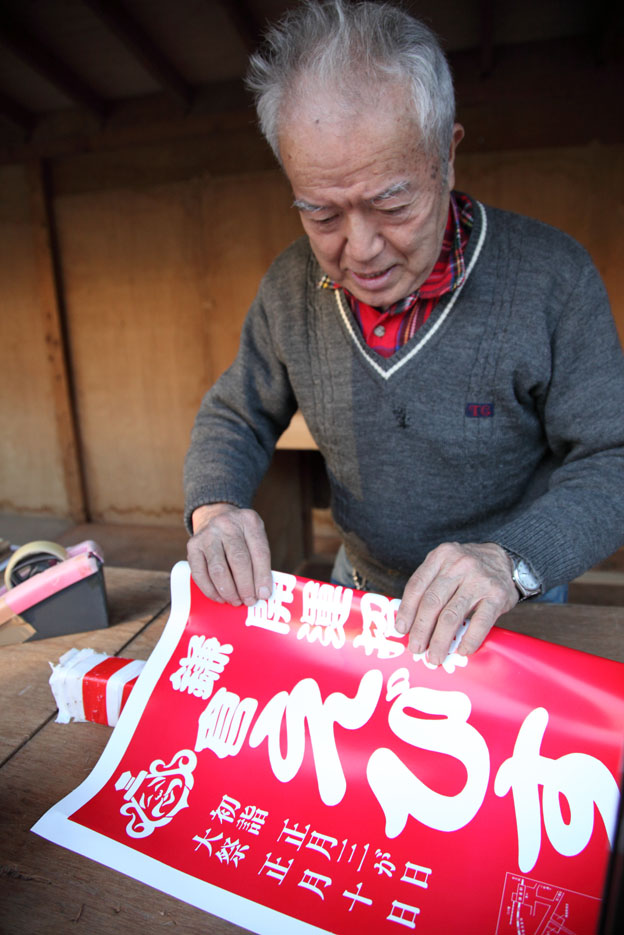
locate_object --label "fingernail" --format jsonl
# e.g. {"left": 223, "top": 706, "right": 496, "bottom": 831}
{"left": 395, "top": 617, "right": 408, "bottom": 634}
{"left": 258, "top": 586, "right": 271, "bottom": 600}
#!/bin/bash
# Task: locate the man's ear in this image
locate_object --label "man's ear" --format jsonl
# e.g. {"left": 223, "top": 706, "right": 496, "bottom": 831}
{"left": 446, "top": 123, "right": 465, "bottom": 190}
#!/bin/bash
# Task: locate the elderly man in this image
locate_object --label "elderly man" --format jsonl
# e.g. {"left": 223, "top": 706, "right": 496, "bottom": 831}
{"left": 184, "top": 0, "right": 624, "bottom": 665}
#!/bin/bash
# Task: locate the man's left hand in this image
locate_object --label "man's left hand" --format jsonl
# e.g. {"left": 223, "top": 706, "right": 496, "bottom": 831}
{"left": 394, "top": 542, "right": 518, "bottom": 665}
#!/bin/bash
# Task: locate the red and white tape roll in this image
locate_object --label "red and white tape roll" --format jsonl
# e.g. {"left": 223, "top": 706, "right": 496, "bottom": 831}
{"left": 50, "top": 648, "right": 145, "bottom": 726}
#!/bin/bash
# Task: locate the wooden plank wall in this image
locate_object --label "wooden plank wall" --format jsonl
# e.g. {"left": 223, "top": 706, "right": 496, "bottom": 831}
{"left": 0, "top": 163, "right": 83, "bottom": 519}
{"left": 456, "top": 144, "right": 623, "bottom": 324}
{"left": 52, "top": 169, "right": 300, "bottom": 523}
{"left": 1, "top": 139, "right": 622, "bottom": 525}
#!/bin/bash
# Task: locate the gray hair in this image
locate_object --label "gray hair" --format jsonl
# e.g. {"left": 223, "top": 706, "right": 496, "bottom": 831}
{"left": 246, "top": 0, "right": 456, "bottom": 167}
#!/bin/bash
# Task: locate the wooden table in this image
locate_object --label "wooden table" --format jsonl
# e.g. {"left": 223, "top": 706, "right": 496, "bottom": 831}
{"left": 1, "top": 569, "right": 622, "bottom": 935}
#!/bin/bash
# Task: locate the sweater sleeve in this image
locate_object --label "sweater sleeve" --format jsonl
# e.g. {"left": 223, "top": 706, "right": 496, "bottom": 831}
{"left": 183, "top": 283, "right": 298, "bottom": 532}
{"left": 490, "top": 256, "right": 624, "bottom": 590}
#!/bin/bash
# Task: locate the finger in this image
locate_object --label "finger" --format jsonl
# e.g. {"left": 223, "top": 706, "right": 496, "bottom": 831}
{"left": 189, "top": 512, "right": 245, "bottom": 605}
{"left": 456, "top": 598, "right": 505, "bottom": 657}
{"left": 205, "top": 536, "right": 244, "bottom": 605}
{"left": 220, "top": 535, "right": 257, "bottom": 606}
{"left": 423, "top": 591, "right": 474, "bottom": 665}
{"left": 187, "top": 537, "right": 224, "bottom": 603}
{"left": 394, "top": 550, "right": 447, "bottom": 636}
{"left": 217, "top": 509, "right": 270, "bottom": 606}
{"left": 400, "top": 570, "right": 462, "bottom": 654}
{"left": 241, "top": 514, "right": 273, "bottom": 601}
{"left": 208, "top": 530, "right": 249, "bottom": 606}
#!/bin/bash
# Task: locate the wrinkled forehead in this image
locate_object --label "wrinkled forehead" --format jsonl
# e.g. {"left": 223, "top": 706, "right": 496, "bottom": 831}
{"left": 278, "top": 74, "right": 423, "bottom": 148}
{"left": 281, "top": 90, "right": 434, "bottom": 183}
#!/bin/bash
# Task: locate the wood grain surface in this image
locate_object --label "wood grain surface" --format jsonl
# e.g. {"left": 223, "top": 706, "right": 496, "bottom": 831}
{"left": 498, "top": 601, "right": 624, "bottom": 663}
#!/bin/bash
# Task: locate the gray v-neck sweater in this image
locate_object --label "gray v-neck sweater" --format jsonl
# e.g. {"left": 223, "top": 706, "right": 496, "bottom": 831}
{"left": 184, "top": 199, "right": 624, "bottom": 597}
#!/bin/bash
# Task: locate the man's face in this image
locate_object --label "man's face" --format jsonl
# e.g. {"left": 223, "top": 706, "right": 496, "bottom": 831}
{"left": 280, "top": 85, "right": 463, "bottom": 308}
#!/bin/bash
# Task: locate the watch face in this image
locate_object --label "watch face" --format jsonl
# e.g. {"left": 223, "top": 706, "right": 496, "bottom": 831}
{"left": 515, "top": 559, "right": 540, "bottom": 594}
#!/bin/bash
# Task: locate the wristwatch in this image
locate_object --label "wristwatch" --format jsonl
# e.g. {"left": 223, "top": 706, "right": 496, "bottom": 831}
{"left": 502, "top": 549, "right": 542, "bottom": 600}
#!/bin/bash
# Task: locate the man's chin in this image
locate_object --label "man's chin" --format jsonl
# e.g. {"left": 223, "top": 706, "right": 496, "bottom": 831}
{"left": 346, "top": 281, "right": 406, "bottom": 309}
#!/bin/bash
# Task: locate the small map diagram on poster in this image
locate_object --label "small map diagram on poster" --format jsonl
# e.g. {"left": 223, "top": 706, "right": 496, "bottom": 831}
{"left": 496, "top": 872, "right": 600, "bottom": 935}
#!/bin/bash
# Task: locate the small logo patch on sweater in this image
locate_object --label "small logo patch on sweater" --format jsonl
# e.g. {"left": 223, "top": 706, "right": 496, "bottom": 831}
{"left": 465, "top": 403, "right": 494, "bottom": 418}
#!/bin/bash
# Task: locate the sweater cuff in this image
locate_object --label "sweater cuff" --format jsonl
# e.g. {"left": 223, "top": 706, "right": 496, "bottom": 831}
{"left": 183, "top": 491, "right": 250, "bottom": 535}
{"left": 490, "top": 511, "right": 581, "bottom": 593}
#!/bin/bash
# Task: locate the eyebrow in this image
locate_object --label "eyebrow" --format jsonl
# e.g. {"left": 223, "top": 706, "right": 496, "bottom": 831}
{"left": 292, "top": 198, "right": 326, "bottom": 213}
{"left": 369, "top": 181, "right": 411, "bottom": 204}
{"left": 293, "top": 181, "right": 411, "bottom": 214}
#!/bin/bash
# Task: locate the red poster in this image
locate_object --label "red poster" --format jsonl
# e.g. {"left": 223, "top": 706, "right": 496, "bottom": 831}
{"left": 33, "top": 562, "right": 624, "bottom": 934}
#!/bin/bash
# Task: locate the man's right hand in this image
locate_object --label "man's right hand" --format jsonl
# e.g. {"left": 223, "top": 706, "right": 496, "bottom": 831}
{"left": 187, "top": 503, "right": 273, "bottom": 607}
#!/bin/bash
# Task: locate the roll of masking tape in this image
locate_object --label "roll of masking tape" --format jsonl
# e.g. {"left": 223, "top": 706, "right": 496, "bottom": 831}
{"left": 4, "top": 540, "right": 68, "bottom": 591}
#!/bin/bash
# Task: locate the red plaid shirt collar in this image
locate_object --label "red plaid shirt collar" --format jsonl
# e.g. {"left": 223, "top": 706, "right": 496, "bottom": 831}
{"left": 318, "top": 192, "right": 473, "bottom": 356}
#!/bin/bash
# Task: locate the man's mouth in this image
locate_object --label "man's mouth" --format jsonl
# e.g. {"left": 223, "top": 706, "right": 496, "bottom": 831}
{"left": 350, "top": 265, "right": 396, "bottom": 287}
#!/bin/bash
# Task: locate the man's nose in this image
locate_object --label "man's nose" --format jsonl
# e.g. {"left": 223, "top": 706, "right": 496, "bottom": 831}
{"left": 344, "top": 214, "right": 384, "bottom": 264}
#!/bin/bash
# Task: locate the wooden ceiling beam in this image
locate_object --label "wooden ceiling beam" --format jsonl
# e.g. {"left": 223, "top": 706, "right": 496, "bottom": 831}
{"left": 589, "top": 0, "right": 622, "bottom": 63}
{"left": 0, "top": 36, "right": 620, "bottom": 167}
{"left": 82, "top": 0, "right": 193, "bottom": 108}
{"left": 216, "top": 0, "right": 264, "bottom": 54}
{"left": 0, "top": 8, "right": 107, "bottom": 120}
{"left": 479, "top": 0, "right": 495, "bottom": 76}
{"left": 0, "top": 90, "right": 36, "bottom": 134}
